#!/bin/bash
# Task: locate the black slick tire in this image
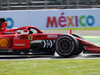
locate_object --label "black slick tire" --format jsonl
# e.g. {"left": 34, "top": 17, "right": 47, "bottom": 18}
{"left": 55, "top": 34, "right": 79, "bottom": 57}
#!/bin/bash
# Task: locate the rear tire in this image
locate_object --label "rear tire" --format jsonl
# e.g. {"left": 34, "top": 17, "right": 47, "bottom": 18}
{"left": 55, "top": 34, "right": 79, "bottom": 57}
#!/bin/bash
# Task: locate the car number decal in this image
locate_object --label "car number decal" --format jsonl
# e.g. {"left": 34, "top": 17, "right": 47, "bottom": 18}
{"left": 28, "top": 35, "right": 33, "bottom": 41}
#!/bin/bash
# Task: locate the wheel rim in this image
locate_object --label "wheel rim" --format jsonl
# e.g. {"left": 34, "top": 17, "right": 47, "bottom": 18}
{"left": 58, "top": 39, "right": 72, "bottom": 53}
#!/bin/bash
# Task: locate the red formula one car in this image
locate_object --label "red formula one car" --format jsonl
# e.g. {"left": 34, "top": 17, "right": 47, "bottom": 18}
{"left": 0, "top": 18, "right": 100, "bottom": 57}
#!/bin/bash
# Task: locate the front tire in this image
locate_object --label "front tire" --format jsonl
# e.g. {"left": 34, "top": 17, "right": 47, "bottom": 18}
{"left": 55, "top": 34, "right": 79, "bottom": 57}
{"left": 72, "top": 33, "right": 84, "bottom": 55}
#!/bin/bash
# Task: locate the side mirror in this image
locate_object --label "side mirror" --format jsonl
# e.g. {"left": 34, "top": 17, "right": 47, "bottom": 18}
{"left": 24, "top": 29, "right": 27, "bottom": 32}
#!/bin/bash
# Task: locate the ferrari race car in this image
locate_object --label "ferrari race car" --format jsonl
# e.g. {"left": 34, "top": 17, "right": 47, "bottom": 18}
{"left": 0, "top": 18, "right": 100, "bottom": 57}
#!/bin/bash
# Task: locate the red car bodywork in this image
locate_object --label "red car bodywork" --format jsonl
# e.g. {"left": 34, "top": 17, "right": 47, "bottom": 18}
{"left": 0, "top": 26, "right": 61, "bottom": 49}
{"left": 0, "top": 26, "right": 100, "bottom": 53}
{"left": 0, "top": 18, "right": 100, "bottom": 56}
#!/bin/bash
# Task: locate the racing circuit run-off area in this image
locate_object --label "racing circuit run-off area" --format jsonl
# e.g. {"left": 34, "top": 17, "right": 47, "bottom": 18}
{"left": 0, "top": 18, "right": 100, "bottom": 58}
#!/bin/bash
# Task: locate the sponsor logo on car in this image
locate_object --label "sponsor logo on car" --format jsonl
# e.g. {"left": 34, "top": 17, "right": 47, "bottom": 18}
{"left": 28, "top": 35, "right": 33, "bottom": 40}
{"left": 0, "top": 38, "right": 9, "bottom": 47}
{"left": 47, "top": 35, "right": 58, "bottom": 38}
{"left": 15, "top": 44, "right": 25, "bottom": 46}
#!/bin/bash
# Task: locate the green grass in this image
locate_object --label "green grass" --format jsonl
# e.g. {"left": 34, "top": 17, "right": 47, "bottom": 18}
{"left": 52, "top": 27, "right": 100, "bottom": 30}
{"left": 0, "top": 59, "right": 100, "bottom": 75}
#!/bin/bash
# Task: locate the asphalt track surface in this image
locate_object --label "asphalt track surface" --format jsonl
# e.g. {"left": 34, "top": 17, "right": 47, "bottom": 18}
{"left": 0, "top": 30, "right": 100, "bottom": 61}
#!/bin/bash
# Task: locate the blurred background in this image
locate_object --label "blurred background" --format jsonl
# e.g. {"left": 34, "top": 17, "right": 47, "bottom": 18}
{"left": 0, "top": 0, "right": 100, "bottom": 10}
{"left": 0, "top": 0, "right": 99, "bottom": 30}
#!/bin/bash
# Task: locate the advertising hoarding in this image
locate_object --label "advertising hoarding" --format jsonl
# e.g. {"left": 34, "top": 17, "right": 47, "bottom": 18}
{"left": 0, "top": 9, "right": 100, "bottom": 30}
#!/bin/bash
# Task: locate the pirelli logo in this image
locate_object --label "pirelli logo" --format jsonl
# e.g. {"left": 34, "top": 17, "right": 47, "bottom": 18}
{"left": 28, "top": 35, "right": 33, "bottom": 41}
